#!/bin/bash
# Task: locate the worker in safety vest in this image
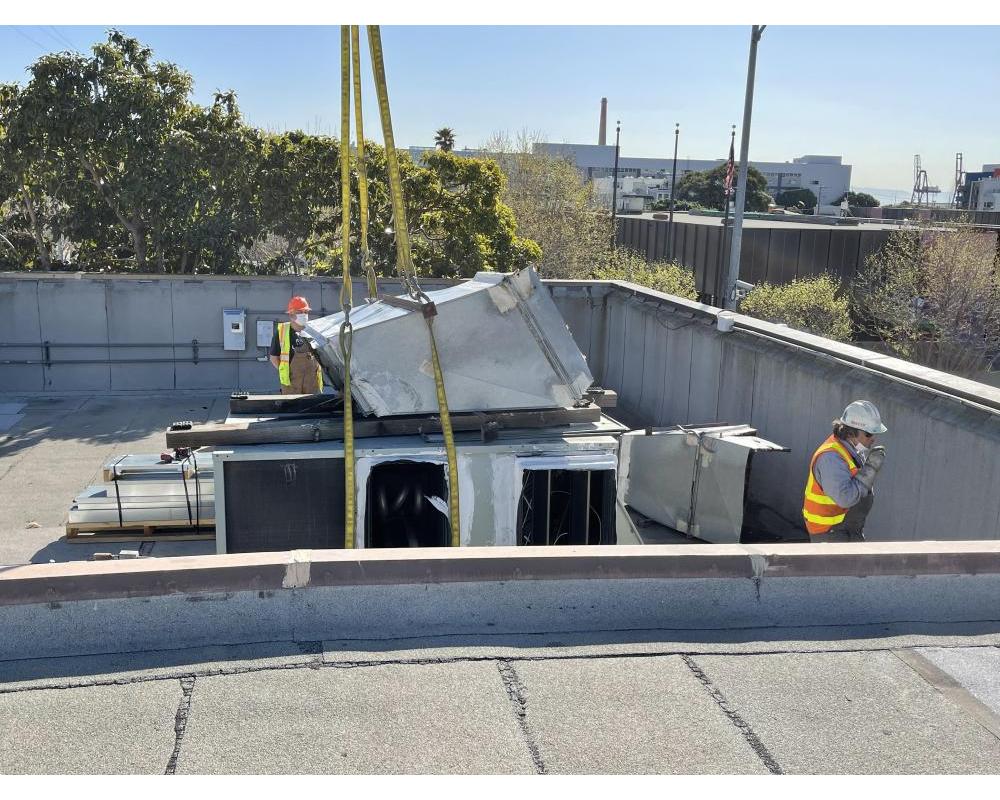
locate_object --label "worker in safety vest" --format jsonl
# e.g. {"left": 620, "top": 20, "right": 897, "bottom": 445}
{"left": 268, "top": 296, "right": 323, "bottom": 395}
{"left": 802, "top": 400, "right": 887, "bottom": 542}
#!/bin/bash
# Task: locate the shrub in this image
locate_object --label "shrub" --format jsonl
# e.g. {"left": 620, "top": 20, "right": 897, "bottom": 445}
{"left": 739, "top": 275, "right": 851, "bottom": 341}
{"left": 589, "top": 248, "right": 698, "bottom": 300}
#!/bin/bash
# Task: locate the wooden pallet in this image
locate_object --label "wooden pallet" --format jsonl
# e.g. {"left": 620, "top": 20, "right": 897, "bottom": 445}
{"left": 65, "top": 519, "right": 216, "bottom": 542}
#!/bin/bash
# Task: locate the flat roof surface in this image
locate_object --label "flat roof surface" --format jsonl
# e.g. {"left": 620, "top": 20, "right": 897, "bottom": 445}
{"left": 0, "top": 393, "right": 228, "bottom": 565}
{"left": 4, "top": 393, "right": 1000, "bottom": 774}
{"left": 2, "top": 630, "right": 999, "bottom": 773}
{"left": 639, "top": 211, "right": 903, "bottom": 231}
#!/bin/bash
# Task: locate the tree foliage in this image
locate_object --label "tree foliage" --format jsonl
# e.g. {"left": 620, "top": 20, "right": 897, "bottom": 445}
{"left": 481, "top": 130, "right": 611, "bottom": 278}
{"left": 830, "top": 191, "right": 880, "bottom": 208}
{"left": 675, "top": 164, "right": 771, "bottom": 212}
{"left": 739, "top": 275, "right": 852, "bottom": 341}
{"left": 775, "top": 188, "right": 817, "bottom": 210}
{"left": 853, "top": 225, "right": 1000, "bottom": 376}
{"left": 0, "top": 32, "right": 538, "bottom": 277}
{"left": 433, "top": 127, "right": 455, "bottom": 152}
{"left": 589, "top": 248, "right": 697, "bottom": 300}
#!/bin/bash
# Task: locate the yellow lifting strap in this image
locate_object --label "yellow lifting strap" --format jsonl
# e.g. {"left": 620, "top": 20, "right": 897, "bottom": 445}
{"left": 367, "top": 25, "right": 462, "bottom": 546}
{"left": 339, "top": 26, "right": 356, "bottom": 548}
{"left": 350, "top": 25, "right": 377, "bottom": 302}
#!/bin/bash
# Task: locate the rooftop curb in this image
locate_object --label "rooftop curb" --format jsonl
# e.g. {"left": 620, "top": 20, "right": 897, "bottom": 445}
{"left": 4, "top": 542, "right": 1000, "bottom": 608}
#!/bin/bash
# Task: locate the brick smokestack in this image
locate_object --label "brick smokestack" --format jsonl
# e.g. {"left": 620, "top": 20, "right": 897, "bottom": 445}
{"left": 599, "top": 98, "right": 608, "bottom": 146}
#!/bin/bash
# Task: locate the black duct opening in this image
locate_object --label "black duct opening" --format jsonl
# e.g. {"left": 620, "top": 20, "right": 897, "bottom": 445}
{"left": 517, "top": 469, "right": 616, "bottom": 546}
{"left": 365, "top": 461, "right": 450, "bottom": 548}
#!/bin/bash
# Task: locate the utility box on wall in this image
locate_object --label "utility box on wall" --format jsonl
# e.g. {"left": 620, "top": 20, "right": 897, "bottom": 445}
{"left": 222, "top": 308, "right": 246, "bottom": 351}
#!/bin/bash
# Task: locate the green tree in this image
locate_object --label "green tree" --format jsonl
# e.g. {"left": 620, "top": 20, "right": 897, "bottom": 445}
{"left": 407, "top": 149, "right": 540, "bottom": 277}
{"left": 775, "top": 187, "right": 817, "bottom": 210}
{"left": 481, "top": 130, "right": 612, "bottom": 278}
{"left": 675, "top": 164, "right": 771, "bottom": 212}
{"left": 739, "top": 275, "right": 852, "bottom": 341}
{"left": 589, "top": 248, "right": 697, "bottom": 300}
{"left": 16, "top": 31, "right": 195, "bottom": 271}
{"left": 433, "top": 127, "right": 455, "bottom": 152}
{"left": 853, "top": 225, "right": 1000, "bottom": 376}
{"left": 830, "top": 191, "right": 880, "bottom": 208}
{"left": 0, "top": 82, "right": 62, "bottom": 270}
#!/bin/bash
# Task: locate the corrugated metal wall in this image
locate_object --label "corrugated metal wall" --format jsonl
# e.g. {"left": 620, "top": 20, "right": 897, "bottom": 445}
{"left": 550, "top": 283, "right": 1000, "bottom": 542}
{"left": 615, "top": 216, "right": 893, "bottom": 291}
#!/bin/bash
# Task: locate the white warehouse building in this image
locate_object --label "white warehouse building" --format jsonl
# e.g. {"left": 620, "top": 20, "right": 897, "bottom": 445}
{"left": 534, "top": 143, "right": 852, "bottom": 208}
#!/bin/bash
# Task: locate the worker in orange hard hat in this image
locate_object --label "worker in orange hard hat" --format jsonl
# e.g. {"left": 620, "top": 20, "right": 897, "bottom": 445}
{"left": 268, "top": 296, "right": 323, "bottom": 394}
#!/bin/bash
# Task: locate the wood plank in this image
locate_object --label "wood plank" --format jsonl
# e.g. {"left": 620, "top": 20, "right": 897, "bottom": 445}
{"left": 228, "top": 393, "right": 343, "bottom": 415}
{"left": 65, "top": 532, "right": 215, "bottom": 543}
{"left": 66, "top": 518, "right": 216, "bottom": 541}
{"left": 166, "top": 405, "right": 602, "bottom": 448}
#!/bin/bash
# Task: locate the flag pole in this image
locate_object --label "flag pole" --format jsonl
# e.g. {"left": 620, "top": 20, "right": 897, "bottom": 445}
{"left": 716, "top": 125, "right": 737, "bottom": 303}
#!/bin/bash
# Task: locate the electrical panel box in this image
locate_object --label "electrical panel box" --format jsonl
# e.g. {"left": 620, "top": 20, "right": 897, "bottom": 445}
{"left": 256, "top": 320, "right": 275, "bottom": 349}
{"left": 222, "top": 308, "right": 246, "bottom": 351}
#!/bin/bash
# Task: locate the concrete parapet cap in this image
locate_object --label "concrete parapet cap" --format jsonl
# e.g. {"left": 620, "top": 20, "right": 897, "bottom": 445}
{"left": 3, "top": 542, "right": 1000, "bottom": 607}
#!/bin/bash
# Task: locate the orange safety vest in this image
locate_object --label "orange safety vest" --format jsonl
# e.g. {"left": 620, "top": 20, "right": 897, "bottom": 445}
{"left": 277, "top": 322, "right": 322, "bottom": 390}
{"left": 802, "top": 434, "right": 859, "bottom": 535}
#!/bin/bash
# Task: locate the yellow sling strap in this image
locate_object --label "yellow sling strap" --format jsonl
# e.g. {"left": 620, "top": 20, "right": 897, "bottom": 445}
{"left": 350, "top": 25, "right": 377, "bottom": 302}
{"left": 367, "top": 25, "right": 462, "bottom": 546}
{"left": 339, "top": 26, "right": 356, "bottom": 548}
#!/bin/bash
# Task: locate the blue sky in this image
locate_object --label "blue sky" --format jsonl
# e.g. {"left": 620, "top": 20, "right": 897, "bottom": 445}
{"left": 2, "top": 24, "right": 998, "bottom": 191}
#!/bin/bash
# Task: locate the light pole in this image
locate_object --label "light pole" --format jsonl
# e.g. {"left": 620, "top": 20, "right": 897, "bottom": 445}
{"left": 610, "top": 121, "right": 621, "bottom": 251}
{"left": 667, "top": 123, "right": 679, "bottom": 261}
{"left": 814, "top": 182, "right": 822, "bottom": 216}
{"left": 725, "top": 24, "right": 766, "bottom": 310}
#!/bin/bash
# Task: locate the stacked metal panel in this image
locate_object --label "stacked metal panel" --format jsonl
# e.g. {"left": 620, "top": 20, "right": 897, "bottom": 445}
{"left": 306, "top": 268, "right": 594, "bottom": 417}
{"left": 618, "top": 425, "right": 789, "bottom": 544}
{"left": 67, "top": 453, "right": 215, "bottom": 532}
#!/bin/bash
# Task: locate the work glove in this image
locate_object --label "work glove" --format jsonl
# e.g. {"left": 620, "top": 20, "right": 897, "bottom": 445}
{"left": 856, "top": 464, "right": 878, "bottom": 492}
{"left": 866, "top": 445, "right": 886, "bottom": 472}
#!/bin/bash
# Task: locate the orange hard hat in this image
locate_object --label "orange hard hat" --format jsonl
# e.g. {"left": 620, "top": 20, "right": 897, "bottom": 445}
{"left": 287, "top": 296, "right": 311, "bottom": 313}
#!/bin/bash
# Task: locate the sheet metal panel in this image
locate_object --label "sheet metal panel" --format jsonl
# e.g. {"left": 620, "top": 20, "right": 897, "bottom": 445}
{"left": 37, "top": 279, "right": 110, "bottom": 391}
{"left": 171, "top": 281, "right": 238, "bottom": 390}
{"left": 618, "top": 431, "right": 694, "bottom": 534}
{"left": 106, "top": 279, "right": 175, "bottom": 390}
{"left": 308, "top": 270, "right": 593, "bottom": 416}
{"left": 0, "top": 278, "right": 43, "bottom": 391}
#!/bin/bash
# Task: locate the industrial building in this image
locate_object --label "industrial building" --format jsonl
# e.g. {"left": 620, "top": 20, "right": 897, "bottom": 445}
{"left": 961, "top": 164, "right": 1000, "bottom": 211}
{"left": 533, "top": 142, "right": 852, "bottom": 208}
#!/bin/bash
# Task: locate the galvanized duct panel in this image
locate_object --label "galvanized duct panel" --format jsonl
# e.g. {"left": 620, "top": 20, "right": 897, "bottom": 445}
{"left": 304, "top": 268, "right": 595, "bottom": 417}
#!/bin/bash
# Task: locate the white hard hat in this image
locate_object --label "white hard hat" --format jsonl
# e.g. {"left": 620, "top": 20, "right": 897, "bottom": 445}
{"left": 839, "top": 400, "right": 887, "bottom": 435}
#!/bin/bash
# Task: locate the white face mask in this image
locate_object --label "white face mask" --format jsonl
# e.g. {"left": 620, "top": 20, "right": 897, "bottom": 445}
{"left": 294, "top": 313, "right": 308, "bottom": 325}
{"left": 854, "top": 441, "right": 869, "bottom": 457}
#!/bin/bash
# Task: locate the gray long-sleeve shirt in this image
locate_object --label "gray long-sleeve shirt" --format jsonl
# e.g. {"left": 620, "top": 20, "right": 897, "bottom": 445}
{"left": 813, "top": 440, "right": 870, "bottom": 509}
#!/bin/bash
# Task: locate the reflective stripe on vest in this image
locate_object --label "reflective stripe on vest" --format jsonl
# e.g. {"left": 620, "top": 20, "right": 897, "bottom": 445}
{"left": 802, "top": 434, "right": 859, "bottom": 535}
{"left": 277, "top": 322, "right": 323, "bottom": 391}
{"left": 277, "top": 322, "right": 291, "bottom": 386}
